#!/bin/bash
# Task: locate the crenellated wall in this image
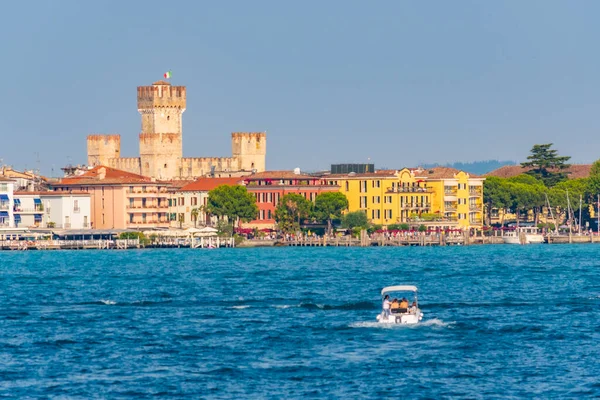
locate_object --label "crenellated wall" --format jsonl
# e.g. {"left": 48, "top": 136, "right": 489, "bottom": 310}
{"left": 231, "top": 132, "right": 266, "bottom": 172}
{"left": 181, "top": 157, "right": 238, "bottom": 178}
{"left": 87, "top": 134, "right": 121, "bottom": 167}
{"left": 108, "top": 157, "right": 142, "bottom": 175}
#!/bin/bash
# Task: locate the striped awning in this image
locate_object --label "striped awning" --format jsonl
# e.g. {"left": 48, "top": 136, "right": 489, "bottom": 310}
{"left": 34, "top": 214, "right": 43, "bottom": 221}
{"left": 0, "top": 211, "right": 8, "bottom": 217}
{"left": 0, "top": 194, "right": 8, "bottom": 201}
{"left": 34, "top": 198, "right": 42, "bottom": 204}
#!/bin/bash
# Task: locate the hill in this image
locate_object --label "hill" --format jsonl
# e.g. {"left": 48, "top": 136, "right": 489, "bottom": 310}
{"left": 420, "top": 160, "right": 516, "bottom": 175}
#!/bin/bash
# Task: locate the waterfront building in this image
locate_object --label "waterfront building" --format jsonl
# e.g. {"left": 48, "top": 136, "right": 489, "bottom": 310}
{"left": 86, "top": 80, "right": 266, "bottom": 180}
{"left": 323, "top": 167, "right": 484, "bottom": 229}
{"left": 0, "top": 177, "right": 15, "bottom": 229}
{"left": 170, "top": 177, "right": 243, "bottom": 228}
{"left": 243, "top": 170, "right": 340, "bottom": 229}
{"left": 415, "top": 167, "right": 484, "bottom": 228}
{"left": 0, "top": 166, "right": 49, "bottom": 192}
{"left": 53, "top": 166, "right": 171, "bottom": 229}
{"left": 13, "top": 192, "right": 91, "bottom": 229}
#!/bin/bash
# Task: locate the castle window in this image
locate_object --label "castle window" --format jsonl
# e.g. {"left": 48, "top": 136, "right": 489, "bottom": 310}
{"left": 167, "top": 116, "right": 170, "bottom": 121}
{"left": 164, "top": 164, "right": 167, "bottom": 169}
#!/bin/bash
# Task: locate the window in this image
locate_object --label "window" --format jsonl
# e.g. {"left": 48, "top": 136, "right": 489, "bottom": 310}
{"left": 191, "top": 197, "right": 198, "bottom": 206}
{"left": 360, "top": 196, "right": 367, "bottom": 208}
{"left": 102, "top": 213, "right": 105, "bottom": 224}
{"left": 345, "top": 181, "right": 349, "bottom": 191}
{"left": 83, "top": 216, "right": 88, "bottom": 227}
{"left": 372, "top": 209, "right": 380, "bottom": 219}
{"left": 385, "top": 209, "right": 393, "bottom": 219}
{"left": 375, "top": 180, "right": 380, "bottom": 188}
{"left": 142, "top": 213, "right": 147, "bottom": 223}
{"left": 268, "top": 210, "right": 272, "bottom": 219}
{"left": 360, "top": 181, "right": 367, "bottom": 193}
{"left": 178, "top": 197, "right": 184, "bottom": 206}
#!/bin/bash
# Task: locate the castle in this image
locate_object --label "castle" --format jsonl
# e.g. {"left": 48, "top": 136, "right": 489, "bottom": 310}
{"left": 87, "top": 81, "right": 266, "bottom": 180}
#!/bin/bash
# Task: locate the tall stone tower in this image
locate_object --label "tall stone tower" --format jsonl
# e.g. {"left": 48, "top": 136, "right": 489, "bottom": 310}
{"left": 137, "top": 81, "right": 186, "bottom": 179}
{"left": 232, "top": 132, "right": 267, "bottom": 172}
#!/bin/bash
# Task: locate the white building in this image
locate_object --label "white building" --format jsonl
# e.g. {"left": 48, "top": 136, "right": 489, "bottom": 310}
{"left": 0, "top": 177, "right": 15, "bottom": 229}
{"left": 14, "top": 192, "right": 91, "bottom": 229}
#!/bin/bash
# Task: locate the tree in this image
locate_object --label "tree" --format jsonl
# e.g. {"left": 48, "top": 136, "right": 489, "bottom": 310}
{"left": 313, "top": 192, "right": 349, "bottom": 235}
{"left": 548, "top": 178, "right": 589, "bottom": 230}
{"left": 191, "top": 207, "right": 199, "bottom": 228}
{"left": 586, "top": 159, "right": 600, "bottom": 199}
{"left": 507, "top": 175, "right": 545, "bottom": 224}
{"left": 341, "top": 211, "right": 368, "bottom": 230}
{"left": 521, "top": 143, "right": 571, "bottom": 187}
{"left": 205, "top": 185, "right": 258, "bottom": 227}
{"left": 274, "top": 193, "right": 312, "bottom": 233}
{"left": 483, "top": 177, "right": 511, "bottom": 225}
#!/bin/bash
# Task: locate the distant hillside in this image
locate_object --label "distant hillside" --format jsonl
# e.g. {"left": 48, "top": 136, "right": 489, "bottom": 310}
{"left": 420, "top": 160, "right": 516, "bottom": 175}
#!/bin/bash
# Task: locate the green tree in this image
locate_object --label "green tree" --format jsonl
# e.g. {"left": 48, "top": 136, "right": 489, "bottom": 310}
{"left": 190, "top": 207, "right": 199, "bottom": 228}
{"left": 483, "top": 177, "right": 511, "bottom": 226}
{"left": 313, "top": 192, "right": 349, "bottom": 235}
{"left": 341, "top": 211, "right": 369, "bottom": 229}
{"left": 548, "top": 178, "right": 589, "bottom": 229}
{"left": 521, "top": 143, "right": 571, "bottom": 187}
{"left": 206, "top": 185, "right": 259, "bottom": 227}
{"left": 586, "top": 159, "right": 600, "bottom": 198}
{"left": 507, "top": 175, "right": 545, "bottom": 224}
{"left": 274, "top": 193, "right": 312, "bottom": 233}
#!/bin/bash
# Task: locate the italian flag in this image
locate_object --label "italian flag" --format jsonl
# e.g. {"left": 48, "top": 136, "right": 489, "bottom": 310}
{"left": 164, "top": 71, "right": 172, "bottom": 79}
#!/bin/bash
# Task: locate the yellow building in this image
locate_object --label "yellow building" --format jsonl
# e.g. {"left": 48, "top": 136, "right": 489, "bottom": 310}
{"left": 323, "top": 167, "right": 485, "bottom": 229}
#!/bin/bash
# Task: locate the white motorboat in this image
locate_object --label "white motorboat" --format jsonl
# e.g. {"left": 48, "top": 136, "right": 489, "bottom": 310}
{"left": 376, "top": 285, "right": 423, "bottom": 325}
{"left": 502, "top": 226, "right": 545, "bottom": 244}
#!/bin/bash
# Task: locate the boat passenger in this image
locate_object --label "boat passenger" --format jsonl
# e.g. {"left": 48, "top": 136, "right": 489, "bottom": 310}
{"left": 382, "top": 295, "right": 391, "bottom": 317}
{"left": 390, "top": 298, "right": 399, "bottom": 313}
{"left": 398, "top": 297, "right": 409, "bottom": 313}
{"left": 409, "top": 301, "right": 417, "bottom": 314}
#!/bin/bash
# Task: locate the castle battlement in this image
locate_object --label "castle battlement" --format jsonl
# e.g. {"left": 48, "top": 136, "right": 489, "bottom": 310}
{"left": 86, "top": 81, "right": 266, "bottom": 179}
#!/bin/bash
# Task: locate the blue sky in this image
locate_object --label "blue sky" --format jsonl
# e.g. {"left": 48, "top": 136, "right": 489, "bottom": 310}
{"left": 1, "top": 0, "right": 599, "bottom": 175}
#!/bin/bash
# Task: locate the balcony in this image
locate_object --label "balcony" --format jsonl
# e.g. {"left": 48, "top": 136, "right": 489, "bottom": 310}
{"left": 400, "top": 203, "right": 431, "bottom": 209}
{"left": 469, "top": 190, "right": 482, "bottom": 197}
{"left": 387, "top": 187, "right": 431, "bottom": 194}
{"left": 469, "top": 205, "right": 481, "bottom": 211}
{"left": 13, "top": 207, "right": 44, "bottom": 214}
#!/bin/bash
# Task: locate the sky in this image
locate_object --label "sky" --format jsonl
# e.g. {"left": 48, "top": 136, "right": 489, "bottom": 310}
{"left": 1, "top": 0, "right": 599, "bottom": 176}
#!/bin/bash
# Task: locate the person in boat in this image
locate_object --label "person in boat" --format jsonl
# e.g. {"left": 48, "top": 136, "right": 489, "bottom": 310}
{"left": 390, "top": 298, "right": 400, "bottom": 313}
{"left": 409, "top": 301, "right": 417, "bottom": 314}
{"left": 399, "top": 297, "right": 409, "bottom": 312}
{"left": 382, "top": 295, "right": 391, "bottom": 317}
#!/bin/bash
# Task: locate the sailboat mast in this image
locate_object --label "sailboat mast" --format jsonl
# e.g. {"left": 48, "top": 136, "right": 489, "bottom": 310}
{"left": 566, "top": 190, "right": 572, "bottom": 235}
{"left": 578, "top": 194, "right": 582, "bottom": 235}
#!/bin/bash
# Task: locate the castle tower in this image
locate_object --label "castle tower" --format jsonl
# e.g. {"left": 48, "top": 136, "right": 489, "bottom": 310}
{"left": 87, "top": 134, "right": 121, "bottom": 166}
{"left": 137, "top": 81, "right": 186, "bottom": 179}
{"left": 232, "top": 132, "right": 267, "bottom": 172}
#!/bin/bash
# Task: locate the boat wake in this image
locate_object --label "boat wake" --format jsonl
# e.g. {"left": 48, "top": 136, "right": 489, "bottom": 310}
{"left": 231, "top": 305, "right": 250, "bottom": 309}
{"left": 349, "top": 318, "right": 452, "bottom": 329}
{"left": 99, "top": 299, "right": 117, "bottom": 305}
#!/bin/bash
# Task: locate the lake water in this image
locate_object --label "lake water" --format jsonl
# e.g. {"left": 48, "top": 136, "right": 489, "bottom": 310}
{"left": 1, "top": 245, "right": 599, "bottom": 398}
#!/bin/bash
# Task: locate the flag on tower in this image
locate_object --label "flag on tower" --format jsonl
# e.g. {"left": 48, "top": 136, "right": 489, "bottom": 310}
{"left": 164, "top": 71, "right": 172, "bottom": 79}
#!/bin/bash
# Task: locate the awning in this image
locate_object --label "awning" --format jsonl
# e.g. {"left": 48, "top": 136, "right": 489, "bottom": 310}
{"left": 14, "top": 198, "right": 21, "bottom": 204}
{"left": 14, "top": 214, "right": 21, "bottom": 222}
{"left": 0, "top": 211, "right": 8, "bottom": 217}
{"left": 34, "top": 199, "right": 42, "bottom": 204}
{"left": 34, "top": 214, "right": 42, "bottom": 221}
{"left": 0, "top": 194, "right": 8, "bottom": 201}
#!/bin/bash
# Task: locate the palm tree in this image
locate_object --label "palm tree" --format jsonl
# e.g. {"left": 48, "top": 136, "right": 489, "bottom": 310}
{"left": 191, "top": 207, "right": 199, "bottom": 228}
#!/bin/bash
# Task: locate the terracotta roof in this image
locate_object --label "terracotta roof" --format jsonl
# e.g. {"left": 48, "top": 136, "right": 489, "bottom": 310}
{"left": 179, "top": 177, "right": 243, "bottom": 192}
{"left": 244, "top": 171, "right": 315, "bottom": 180}
{"left": 14, "top": 191, "right": 90, "bottom": 196}
{"left": 59, "top": 166, "right": 157, "bottom": 185}
{"left": 485, "top": 164, "right": 591, "bottom": 179}
{"left": 414, "top": 167, "right": 481, "bottom": 179}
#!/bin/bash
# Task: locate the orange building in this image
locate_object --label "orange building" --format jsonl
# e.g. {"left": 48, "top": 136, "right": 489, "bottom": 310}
{"left": 53, "top": 166, "right": 171, "bottom": 229}
{"left": 242, "top": 170, "right": 339, "bottom": 229}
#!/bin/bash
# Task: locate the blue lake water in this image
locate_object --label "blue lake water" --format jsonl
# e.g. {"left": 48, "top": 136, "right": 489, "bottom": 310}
{"left": 1, "top": 245, "right": 599, "bottom": 399}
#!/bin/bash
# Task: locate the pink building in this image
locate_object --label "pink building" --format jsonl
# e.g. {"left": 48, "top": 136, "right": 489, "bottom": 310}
{"left": 53, "top": 166, "right": 171, "bottom": 229}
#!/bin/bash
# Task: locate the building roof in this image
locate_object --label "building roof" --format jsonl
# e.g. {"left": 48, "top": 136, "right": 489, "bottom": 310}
{"left": 0, "top": 176, "right": 14, "bottom": 182}
{"left": 59, "top": 166, "right": 158, "bottom": 185}
{"left": 414, "top": 167, "right": 481, "bottom": 179}
{"left": 14, "top": 191, "right": 90, "bottom": 196}
{"left": 485, "top": 164, "right": 591, "bottom": 179}
{"left": 244, "top": 170, "right": 315, "bottom": 180}
{"left": 178, "top": 177, "right": 243, "bottom": 192}
{"left": 153, "top": 80, "right": 171, "bottom": 85}
{"left": 324, "top": 170, "right": 398, "bottom": 179}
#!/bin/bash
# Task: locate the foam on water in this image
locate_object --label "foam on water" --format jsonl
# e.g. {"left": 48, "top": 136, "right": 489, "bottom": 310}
{"left": 99, "top": 299, "right": 117, "bottom": 305}
{"left": 231, "top": 305, "right": 250, "bottom": 309}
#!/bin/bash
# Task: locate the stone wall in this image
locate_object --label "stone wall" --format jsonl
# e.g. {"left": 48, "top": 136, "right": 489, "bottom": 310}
{"left": 139, "top": 133, "right": 182, "bottom": 179}
{"left": 87, "top": 134, "right": 121, "bottom": 167}
{"left": 231, "top": 132, "right": 267, "bottom": 172}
